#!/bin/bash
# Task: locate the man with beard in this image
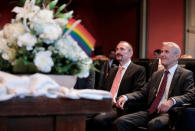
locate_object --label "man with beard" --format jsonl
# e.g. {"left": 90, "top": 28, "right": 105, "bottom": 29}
{"left": 87, "top": 41, "right": 146, "bottom": 131}
{"left": 115, "top": 42, "right": 195, "bottom": 131}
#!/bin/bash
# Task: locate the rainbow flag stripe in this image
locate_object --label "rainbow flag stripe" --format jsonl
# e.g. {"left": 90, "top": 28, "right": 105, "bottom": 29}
{"left": 64, "top": 18, "right": 96, "bottom": 56}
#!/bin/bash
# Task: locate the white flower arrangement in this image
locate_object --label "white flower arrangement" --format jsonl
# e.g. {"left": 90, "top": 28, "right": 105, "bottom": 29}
{"left": 0, "top": 0, "right": 93, "bottom": 78}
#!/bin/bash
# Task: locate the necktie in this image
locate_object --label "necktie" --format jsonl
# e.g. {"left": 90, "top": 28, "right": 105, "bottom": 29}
{"left": 110, "top": 66, "right": 124, "bottom": 99}
{"left": 148, "top": 71, "right": 169, "bottom": 114}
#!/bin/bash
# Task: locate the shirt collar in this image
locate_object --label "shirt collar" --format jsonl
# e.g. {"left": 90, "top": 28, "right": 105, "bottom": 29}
{"left": 166, "top": 64, "right": 178, "bottom": 75}
{"left": 119, "top": 60, "right": 131, "bottom": 69}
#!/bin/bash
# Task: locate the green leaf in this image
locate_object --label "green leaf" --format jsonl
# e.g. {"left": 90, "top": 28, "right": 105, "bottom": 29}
{"left": 0, "top": 55, "right": 12, "bottom": 72}
{"left": 56, "top": 4, "right": 66, "bottom": 14}
{"left": 18, "top": 0, "right": 26, "bottom": 6}
{"left": 57, "top": 13, "right": 66, "bottom": 18}
{"left": 48, "top": 0, "right": 58, "bottom": 9}
{"left": 91, "top": 65, "right": 100, "bottom": 73}
{"left": 13, "top": 58, "right": 37, "bottom": 74}
{"left": 57, "top": 11, "right": 73, "bottom": 19}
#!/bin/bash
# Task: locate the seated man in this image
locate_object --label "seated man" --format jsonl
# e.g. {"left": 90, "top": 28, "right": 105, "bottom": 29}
{"left": 115, "top": 42, "right": 195, "bottom": 131}
{"left": 87, "top": 41, "right": 146, "bottom": 131}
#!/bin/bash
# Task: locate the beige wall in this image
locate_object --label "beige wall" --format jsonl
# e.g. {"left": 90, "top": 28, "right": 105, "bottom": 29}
{"left": 185, "top": 0, "right": 195, "bottom": 58}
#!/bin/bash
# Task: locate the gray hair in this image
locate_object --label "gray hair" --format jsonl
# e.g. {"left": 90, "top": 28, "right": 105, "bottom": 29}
{"left": 119, "top": 41, "right": 133, "bottom": 52}
{"left": 162, "top": 42, "right": 181, "bottom": 55}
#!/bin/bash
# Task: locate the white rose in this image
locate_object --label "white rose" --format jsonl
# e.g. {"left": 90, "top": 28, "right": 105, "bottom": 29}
{"left": 34, "top": 51, "right": 54, "bottom": 73}
{"left": 17, "top": 33, "right": 37, "bottom": 50}
{"left": 31, "top": 9, "right": 54, "bottom": 24}
{"left": 55, "top": 36, "right": 88, "bottom": 61}
{"left": 2, "top": 48, "right": 16, "bottom": 61}
{"left": 55, "top": 18, "right": 68, "bottom": 28}
{"left": 77, "top": 58, "right": 92, "bottom": 78}
{"left": 31, "top": 23, "right": 43, "bottom": 35}
{"left": 66, "top": 36, "right": 89, "bottom": 59}
{"left": 3, "top": 23, "right": 26, "bottom": 44}
{"left": 39, "top": 24, "right": 62, "bottom": 44}
{"left": 0, "top": 37, "right": 8, "bottom": 53}
{"left": 0, "top": 36, "right": 16, "bottom": 61}
{"left": 55, "top": 35, "right": 92, "bottom": 78}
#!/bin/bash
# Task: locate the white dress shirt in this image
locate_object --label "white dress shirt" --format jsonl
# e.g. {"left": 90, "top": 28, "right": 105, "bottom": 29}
{"left": 157, "top": 64, "right": 178, "bottom": 108}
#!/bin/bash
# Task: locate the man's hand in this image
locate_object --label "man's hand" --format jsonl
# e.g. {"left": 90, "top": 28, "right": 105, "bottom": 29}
{"left": 116, "top": 96, "right": 126, "bottom": 110}
{"left": 158, "top": 99, "right": 174, "bottom": 113}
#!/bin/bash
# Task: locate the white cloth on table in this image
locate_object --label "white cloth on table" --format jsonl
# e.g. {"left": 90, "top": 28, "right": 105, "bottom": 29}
{"left": 0, "top": 71, "right": 111, "bottom": 101}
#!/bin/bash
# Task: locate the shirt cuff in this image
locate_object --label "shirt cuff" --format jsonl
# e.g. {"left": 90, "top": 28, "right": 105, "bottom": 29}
{"left": 170, "top": 98, "right": 176, "bottom": 105}
{"left": 122, "top": 95, "right": 128, "bottom": 102}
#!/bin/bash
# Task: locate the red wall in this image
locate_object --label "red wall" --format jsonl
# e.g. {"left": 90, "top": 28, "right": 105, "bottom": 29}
{"left": 70, "top": 1, "right": 140, "bottom": 57}
{"left": 0, "top": 1, "right": 14, "bottom": 28}
{"left": 147, "top": 0, "right": 184, "bottom": 58}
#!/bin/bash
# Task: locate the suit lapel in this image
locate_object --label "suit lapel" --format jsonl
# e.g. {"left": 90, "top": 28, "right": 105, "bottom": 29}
{"left": 117, "top": 63, "right": 133, "bottom": 94}
{"left": 121, "top": 63, "right": 133, "bottom": 82}
{"left": 168, "top": 67, "right": 181, "bottom": 96}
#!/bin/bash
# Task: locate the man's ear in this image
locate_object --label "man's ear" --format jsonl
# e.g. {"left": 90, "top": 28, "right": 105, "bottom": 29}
{"left": 129, "top": 51, "right": 133, "bottom": 58}
{"left": 175, "top": 53, "right": 180, "bottom": 59}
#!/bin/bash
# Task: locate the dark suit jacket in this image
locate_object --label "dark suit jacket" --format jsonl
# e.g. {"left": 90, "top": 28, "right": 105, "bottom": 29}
{"left": 108, "top": 59, "right": 119, "bottom": 70}
{"left": 103, "top": 62, "right": 146, "bottom": 97}
{"left": 125, "top": 66, "right": 195, "bottom": 109}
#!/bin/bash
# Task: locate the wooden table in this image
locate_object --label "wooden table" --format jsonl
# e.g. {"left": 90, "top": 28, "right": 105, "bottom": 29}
{"left": 0, "top": 97, "right": 112, "bottom": 131}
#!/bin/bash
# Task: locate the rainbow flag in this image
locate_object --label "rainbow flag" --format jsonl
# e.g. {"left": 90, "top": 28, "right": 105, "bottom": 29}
{"left": 64, "top": 18, "right": 96, "bottom": 56}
